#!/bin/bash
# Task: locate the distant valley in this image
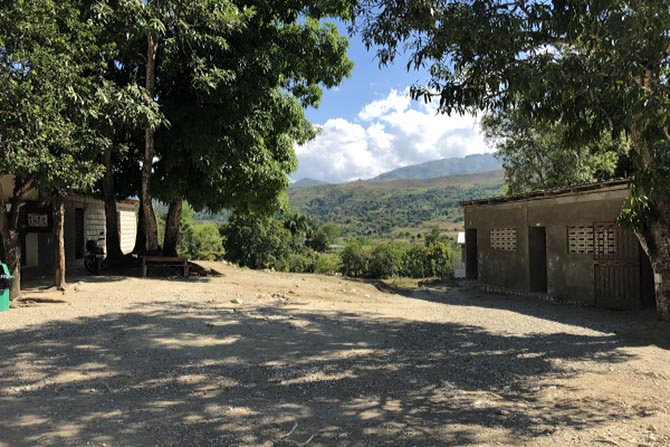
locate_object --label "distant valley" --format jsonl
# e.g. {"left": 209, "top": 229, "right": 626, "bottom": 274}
{"left": 191, "top": 153, "right": 506, "bottom": 239}
{"left": 288, "top": 169, "right": 505, "bottom": 238}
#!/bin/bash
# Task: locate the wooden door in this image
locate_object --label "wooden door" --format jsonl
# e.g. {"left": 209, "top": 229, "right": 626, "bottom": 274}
{"left": 465, "top": 229, "right": 478, "bottom": 280}
{"left": 593, "top": 222, "right": 640, "bottom": 310}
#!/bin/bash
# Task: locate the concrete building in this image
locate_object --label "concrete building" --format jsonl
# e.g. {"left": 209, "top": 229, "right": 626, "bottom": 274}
{"left": 461, "top": 179, "right": 655, "bottom": 311}
{"left": 0, "top": 176, "right": 137, "bottom": 275}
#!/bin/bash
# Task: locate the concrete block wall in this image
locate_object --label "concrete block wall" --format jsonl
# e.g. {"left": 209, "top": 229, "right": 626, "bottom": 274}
{"left": 464, "top": 186, "right": 632, "bottom": 306}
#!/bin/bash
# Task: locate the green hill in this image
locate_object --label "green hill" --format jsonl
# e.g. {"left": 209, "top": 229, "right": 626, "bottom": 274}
{"left": 289, "top": 169, "right": 505, "bottom": 237}
{"left": 290, "top": 178, "right": 330, "bottom": 188}
{"left": 371, "top": 153, "right": 501, "bottom": 182}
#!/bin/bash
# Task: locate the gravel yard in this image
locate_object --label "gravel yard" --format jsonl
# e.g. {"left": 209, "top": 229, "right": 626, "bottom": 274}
{"left": 0, "top": 262, "right": 669, "bottom": 446}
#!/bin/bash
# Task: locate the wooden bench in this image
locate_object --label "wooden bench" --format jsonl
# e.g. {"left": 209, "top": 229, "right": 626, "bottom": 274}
{"left": 141, "top": 256, "right": 190, "bottom": 278}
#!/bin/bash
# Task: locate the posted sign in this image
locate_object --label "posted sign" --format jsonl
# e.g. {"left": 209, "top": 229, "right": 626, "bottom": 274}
{"left": 20, "top": 202, "right": 52, "bottom": 233}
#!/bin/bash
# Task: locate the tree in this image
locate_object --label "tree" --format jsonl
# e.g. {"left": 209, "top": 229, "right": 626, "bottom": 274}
{"left": 357, "top": 1, "right": 670, "bottom": 319}
{"left": 482, "top": 108, "right": 628, "bottom": 194}
{"left": 221, "top": 214, "right": 294, "bottom": 270}
{"left": 0, "top": 0, "right": 108, "bottom": 297}
{"left": 306, "top": 223, "right": 341, "bottom": 252}
{"left": 340, "top": 239, "right": 369, "bottom": 277}
{"left": 152, "top": 2, "right": 354, "bottom": 254}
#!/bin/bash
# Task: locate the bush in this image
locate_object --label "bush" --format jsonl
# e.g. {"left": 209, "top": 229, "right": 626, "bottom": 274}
{"left": 314, "top": 253, "right": 341, "bottom": 274}
{"left": 402, "top": 244, "right": 431, "bottom": 278}
{"left": 368, "top": 243, "right": 404, "bottom": 279}
{"left": 286, "top": 251, "right": 318, "bottom": 273}
{"left": 339, "top": 238, "right": 456, "bottom": 280}
{"left": 427, "top": 241, "right": 454, "bottom": 279}
{"left": 221, "top": 214, "right": 293, "bottom": 269}
{"left": 189, "top": 223, "right": 225, "bottom": 260}
{"left": 340, "top": 239, "right": 369, "bottom": 277}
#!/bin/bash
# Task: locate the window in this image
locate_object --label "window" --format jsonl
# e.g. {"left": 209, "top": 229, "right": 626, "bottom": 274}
{"left": 490, "top": 227, "right": 516, "bottom": 251}
{"left": 568, "top": 225, "right": 594, "bottom": 254}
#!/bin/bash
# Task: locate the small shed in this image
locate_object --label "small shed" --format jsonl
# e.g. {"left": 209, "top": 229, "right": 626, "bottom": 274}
{"left": 460, "top": 180, "right": 655, "bottom": 311}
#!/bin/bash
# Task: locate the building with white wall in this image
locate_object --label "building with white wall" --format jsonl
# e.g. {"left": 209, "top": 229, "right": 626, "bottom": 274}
{"left": 0, "top": 175, "right": 137, "bottom": 273}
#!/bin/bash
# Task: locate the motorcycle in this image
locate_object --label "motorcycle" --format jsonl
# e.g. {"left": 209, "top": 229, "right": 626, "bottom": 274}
{"left": 84, "top": 233, "right": 105, "bottom": 274}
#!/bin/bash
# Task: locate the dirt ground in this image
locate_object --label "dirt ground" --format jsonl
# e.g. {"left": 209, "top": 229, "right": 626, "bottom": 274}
{"left": 1, "top": 262, "right": 669, "bottom": 447}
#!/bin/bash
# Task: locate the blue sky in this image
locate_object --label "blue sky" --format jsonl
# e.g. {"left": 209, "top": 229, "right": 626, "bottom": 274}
{"left": 304, "top": 26, "right": 424, "bottom": 124}
{"left": 294, "top": 23, "right": 494, "bottom": 184}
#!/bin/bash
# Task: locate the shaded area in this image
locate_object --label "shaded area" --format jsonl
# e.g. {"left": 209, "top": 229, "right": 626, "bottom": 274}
{"left": 374, "top": 280, "right": 670, "bottom": 349}
{"left": 0, "top": 297, "right": 641, "bottom": 446}
{"left": 20, "top": 261, "right": 221, "bottom": 293}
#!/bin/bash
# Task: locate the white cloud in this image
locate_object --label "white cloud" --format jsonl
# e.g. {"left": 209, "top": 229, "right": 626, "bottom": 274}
{"left": 293, "top": 88, "right": 494, "bottom": 183}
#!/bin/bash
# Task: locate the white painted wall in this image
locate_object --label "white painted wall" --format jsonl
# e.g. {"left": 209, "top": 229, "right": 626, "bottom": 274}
{"left": 64, "top": 195, "right": 138, "bottom": 263}
{"left": 118, "top": 204, "right": 137, "bottom": 254}
{"left": 84, "top": 203, "right": 106, "bottom": 244}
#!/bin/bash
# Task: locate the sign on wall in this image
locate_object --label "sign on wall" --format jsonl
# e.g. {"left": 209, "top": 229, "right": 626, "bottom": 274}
{"left": 19, "top": 202, "right": 52, "bottom": 233}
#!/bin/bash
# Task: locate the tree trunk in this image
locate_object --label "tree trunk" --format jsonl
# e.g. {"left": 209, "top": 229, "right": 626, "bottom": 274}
{"left": 102, "top": 147, "right": 124, "bottom": 262}
{"left": 52, "top": 195, "right": 66, "bottom": 291}
{"left": 629, "top": 119, "right": 670, "bottom": 321}
{"left": 4, "top": 232, "right": 21, "bottom": 301}
{"left": 636, "top": 205, "right": 670, "bottom": 321}
{"left": 141, "top": 31, "right": 161, "bottom": 255}
{"left": 0, "top": 185, "right": 27, "bottom": 301}
{"left": 163, "top": 198, "right": 183, "bottom": 257}
{"left": 132, "top": 196, "right": 147, "bottom": 255}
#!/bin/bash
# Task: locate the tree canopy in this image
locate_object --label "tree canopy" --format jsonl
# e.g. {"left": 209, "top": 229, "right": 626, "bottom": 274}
{"left": 482, "top": 108, "right": 629, "bottom": 194}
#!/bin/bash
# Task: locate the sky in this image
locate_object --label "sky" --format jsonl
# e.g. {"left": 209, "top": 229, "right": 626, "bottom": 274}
{"left": 294, "top": 23, "right": 495, "bottom": 184}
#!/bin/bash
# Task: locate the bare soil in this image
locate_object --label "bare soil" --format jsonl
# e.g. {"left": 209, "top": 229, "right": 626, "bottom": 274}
{"left": 1, "top": 262, "right": 669, "bottom": 447}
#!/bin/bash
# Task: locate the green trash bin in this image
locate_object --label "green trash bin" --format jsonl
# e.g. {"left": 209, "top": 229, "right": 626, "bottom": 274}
{"left": 0, "top": 262, "right": 13, "bottom": 312}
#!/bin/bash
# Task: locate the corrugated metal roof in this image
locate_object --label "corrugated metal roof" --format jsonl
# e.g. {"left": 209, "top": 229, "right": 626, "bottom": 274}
{"left": 460, "top": 178, "right": 629, "bottom": 207}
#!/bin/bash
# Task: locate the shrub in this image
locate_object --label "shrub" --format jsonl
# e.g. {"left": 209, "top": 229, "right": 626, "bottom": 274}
{"left": 340, "top": 239, "right": 369, "bottom": 277}
{"left": 286, "top": 252, "right": 318, "bottom": 273}
{"left": 189, "top": 223, "right": 225, "bottom": 260}
{"left": 368, "top": 243, "right": 404, "bottom": 279}
{"left": 427, "top": 241, "right": 454, "bottom": 279}
{"left": 221, "top": 214, "right": 293, "bottom": 269}
{"left": 402, "top": 244, "right": 431, "bottom": 278}
{"left": 339, "top": 238, "right": 456, "bottom": 280}
{"left": 314, "top": 253, "right": 341, "bottom": 274}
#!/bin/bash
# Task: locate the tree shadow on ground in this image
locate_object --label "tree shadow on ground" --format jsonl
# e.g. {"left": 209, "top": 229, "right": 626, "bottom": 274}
{"left": 20, "top": 262, "right": 220, "bottom": 294}
{"left": 372, "top": 280, "right": 670, "bottom": 349}
{"left": 0, "top": 298, "right": 644, "bottom": 446}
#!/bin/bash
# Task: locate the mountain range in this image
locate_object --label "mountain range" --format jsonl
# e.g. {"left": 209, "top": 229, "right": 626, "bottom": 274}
{"left": 288, "top": 169, "right": 505, "bottom": 238}
{"left": 291, "top": 178, "right": 330, "bottom": 188}
{"left": 291, "top": 152, "right": 501, "bottom": 187}
{"left": 372, "top": 153, "right": 501, "bottom": 182}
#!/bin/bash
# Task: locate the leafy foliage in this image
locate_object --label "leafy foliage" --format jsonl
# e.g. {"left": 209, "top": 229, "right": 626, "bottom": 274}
{"left": 482, "top": 108, "right": 630, "bottom": 194}
{"left": 339, "top": 235, "right": 455, "bottom": 280}
{"left": 0, "top": 0, "right": 111, "bottom": 194}
{"left": 151, "top": 1, "right": 355, "bottom": 217}
{"left": 221, "top": 212, "right": 344, "bottom": 274}
{"left": 221, "top": 214, "right": 292, "bottom": 270}
{"left": 157, "top": 203, "right": 225, "bottom": 261}
{"left": 306, "top": 223, "right": 341, "bottom": 252}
